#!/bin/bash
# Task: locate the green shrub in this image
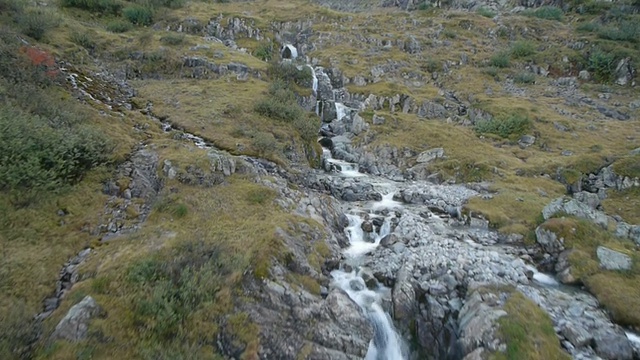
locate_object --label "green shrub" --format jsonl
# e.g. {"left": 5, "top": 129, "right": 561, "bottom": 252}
{"left": 483, "top": 67, "right": 500, "bottom": 78}
{"left": 422, "top": 58, "right": 441, "bottom": 73}
{"left": 17, "top": 8, "right": 59, "bottom": 40}
{"left": 577, "top": 22, "right": 599, "bottom": 32}
{"left": 514, "top": 72, "right": 535, "bottom": 84}
{"left": 524, "top": 6, "right": 564, "bottom": 21}
{"left": 159, "top": 33, "right": 185, "bottom": 45}
{"left": 477, "top": 7, "right": 496, "bottom": 18}
{"left": 294, "top": 115, "right": 320, "bottom": 141}
{"left": 510, "top": 41, "right": 535, "bottom": 58}
{"left": 267, "top": 62, "right": 313, "bottom": 87}
{"left": 251, "top": 132, "right": 278, "bottom": 156}
{"left": 255, "top": 42, "right": 274, "bottom": 61}
{"left": 0, "top": 108, "right": 111, "bottom": 192}
{"left": 474, "top": 114, "right": 531, "bottom": 139}
{"left": 59, "top": 0, "right": 121, "bottom": 15}
{"left": 587, "top": 49, "right": 616, "bottom": 83}
{"left": 490, "top": 51, "right": 511, "bottom": 68}
{"left": 254, "top": 96, "right": 303, "bottom": 123}
{"left": 442, "top": 29, "right": 457, "bottom": 39}
{"left": 106, "top": 19, "right": 132, "bottom": 33}
{"left": 597, "top": 20, "right": 640, "bottom": 42}
{"left": 70, "top": 31, "right": 96, "bottom": 50}
{"left": 123, "top": 5, "right": 153, "bottom": 26}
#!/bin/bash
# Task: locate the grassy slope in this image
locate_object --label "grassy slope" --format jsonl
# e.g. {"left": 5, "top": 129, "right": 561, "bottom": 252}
{"left": 0, "top": 0, "right": 638, "bottom": 358}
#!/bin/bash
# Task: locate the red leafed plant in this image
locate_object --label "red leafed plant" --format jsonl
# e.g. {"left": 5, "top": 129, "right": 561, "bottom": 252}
{"left": 19, "top": 45, "right": 59, "bottom": 78}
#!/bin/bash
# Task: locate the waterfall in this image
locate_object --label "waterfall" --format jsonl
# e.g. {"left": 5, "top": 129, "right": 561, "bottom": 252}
{"left": 308, "top": 65, "right": 318, "bottom": 96}
{"left": 335, "top": 102, "right": 349, "bottom": 121}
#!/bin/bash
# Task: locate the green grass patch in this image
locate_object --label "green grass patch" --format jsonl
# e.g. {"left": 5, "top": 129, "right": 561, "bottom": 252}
{"left": 492, "top": 291, "right": 570, "bottom": 360}
{"left": 159, "top": 33, "right": 185, "bottom": 45}
{"left": 510, "top": 41, "right": 536, "bottom": 59}
{"left": 523, "top": 6, "right": 563, "bottom": 21}
{"left": 586, "top": 273, "right": 640, "bottom": 328}
{"left": 474, "top": 114, "right": 531, "bottom": 139}
{"left": 587, "top": 48, "right": 617, "bottom": 83}
{"left": 477, "top": 7, "right": 496, "bottom": 18}
{"left": 602, "top": 187, "right": 640, "bottom": 224}
{"left": 514, "top": 72, "right": 535, "bottom": 84}
{"left": 490, "top": 51, "right": 511, "bottom": 68}
{"left": 612, "top": 155, "right": 640, "bottom": 178}
{"left": 123, "top": 4, "right": 153, "bottom": 26}
{"left": 106, "top": 19, "right": 132, "bottom": 33}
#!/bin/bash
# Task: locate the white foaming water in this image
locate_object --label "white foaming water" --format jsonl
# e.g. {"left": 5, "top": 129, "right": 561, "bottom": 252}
{"left": 336, "top": 102, "right": 349, "bottom": 121}
{"left": 626, "top": 331, "right": 640, "bottom": 344}
{"left": 370, "top": 193, "right": 403, "bottom": 211}
{"left": 333, "top": 213, "right": 407, "bottom": 360}
{"left": 307, "top": 65, "right": 318, "bottom": 95}
{"left": 526, "top": 265, "right": 559, "bottom": 286}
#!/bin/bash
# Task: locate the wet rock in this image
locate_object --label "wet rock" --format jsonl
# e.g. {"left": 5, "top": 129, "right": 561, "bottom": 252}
{"left": 51, "top": 296, "right": 102, "bottom": 341}
{"left": 360, "top": 268, "right": 379, "bottom": 289}
{"left": 596, "top": 246, "right": 632, "bottom": 271}
{"left": 535, "top": 225, "right": 564, "bottom": 255}
{"left": 593, "top": 331, "right": 634, "bottom": 360}
{"left": 561, "top": 322, "right": 592, "bottom": 348}
{"left": 380, "top": 233, "right": 399, "bottom": 247}
{"left": 392, "top": 265, "right": 416, "bottom": 330}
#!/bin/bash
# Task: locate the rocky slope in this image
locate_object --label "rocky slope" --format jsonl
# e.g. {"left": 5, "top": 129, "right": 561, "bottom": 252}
{"left": 0, "top": 0, "right": 639, "bottom": 359}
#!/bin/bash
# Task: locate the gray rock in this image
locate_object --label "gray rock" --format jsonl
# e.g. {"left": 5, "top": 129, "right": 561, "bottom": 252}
{"left": 542, "top": 197, "right": 609, "bottom": 228}
{"left": 518, "top": 135, "right": 536, "bottom": 147}
{"left": 630, "top": 101, "right": 640, "bottom": 110}
{"left": 596, "top": 246, "right": 632, "bottom": 271}
{"left": 578, "top": 70, "right": 590, "bottom": 80}
{"left": 535, "top": 225, "right": 564, "bottom": 255}
{"left": 555, "top": 250, "right": 578, "bottom": 285}
{"left": 418, "top": 100, "right": 446, "bottom": 119}
{"left": 561, "top": 322, "right": 592, "bottom": 347}
{"left": 392, "top": 265, "right": 416, "bottom": 328}
{"left": 615, "top": 57, "right": 635, "bottom": 86}
{"left": 593, "top": 331, "right": 634, "bottom": 360}
{"left": 573, "top": 191, "right": 600, "bottom": 209}
{"left": 372, "top": 114, "right": 385, "bottom": 125}
{"left": 51, "top": 296, "right": 102, "bottom": 341}
{"left": 416, "top": 148, "right": 445, "bottom": 164}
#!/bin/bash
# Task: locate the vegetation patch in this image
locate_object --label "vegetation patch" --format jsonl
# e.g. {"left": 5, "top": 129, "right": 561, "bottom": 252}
{"left": 523, "top": 6, "right": 564, "bottom": 21}
{"left": 490, "top": 51, "right": 511, "bottom": 68}
{"left": 492, "top": 291, "right": 570, "bottom": 360}
{"left": 477, "top": 7, "right": 496, "bottom": 18}
{"left": 510, "top": 41, "right": 536, "bottom": 59}
{"left": 474, "top": 114, "right": 531, "bottom": 139}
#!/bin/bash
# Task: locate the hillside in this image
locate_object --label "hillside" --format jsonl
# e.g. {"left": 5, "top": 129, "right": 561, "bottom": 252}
{"left": 0, "top": 0, "right": 639, "bottom": 359}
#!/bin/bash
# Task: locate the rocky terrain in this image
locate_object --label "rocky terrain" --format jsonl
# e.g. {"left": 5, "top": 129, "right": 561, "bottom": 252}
{"left": 0, "top": 0, "right": 639, "bottom": 359}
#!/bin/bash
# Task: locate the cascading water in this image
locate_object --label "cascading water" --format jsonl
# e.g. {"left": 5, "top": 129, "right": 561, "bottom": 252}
{"left": 331, "top": 210, "right": 407, "bottom": 360}
{"left": 335, "top": 102, "right": 349, "bottom": 121}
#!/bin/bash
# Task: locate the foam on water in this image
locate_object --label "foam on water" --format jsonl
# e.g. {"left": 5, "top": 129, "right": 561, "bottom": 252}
{"left": 370, "top": 193, "right": 402, "bottom": 211}
{"left": 526, "top": 265, "right": 559, "bottom": 286}
{"left": 626, "top": 331, "right": 640, "bottom": 344}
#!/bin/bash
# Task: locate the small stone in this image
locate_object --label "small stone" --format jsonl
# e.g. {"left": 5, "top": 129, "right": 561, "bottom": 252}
{"left": 372, "top": 114, "right": 385, "bottom": 125}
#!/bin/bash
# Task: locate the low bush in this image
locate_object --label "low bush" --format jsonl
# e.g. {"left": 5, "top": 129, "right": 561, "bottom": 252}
{"left": 474, "top": 114, "right": 531, "bottom": 139}
{"left": 587, "top": 49, "right": 616, "bottom": 83}
{"left": 251, "top": 132, "right": 278, "bottom": 156}
{"left": 510, "top": 41, "right": 535, "bottom": 58}
{"left": 159, "top": 33, "right": 185, "bottom": 45}
{"left": 0, "top": 108, "right": 111, "bottom": 192}
{"left": 123, "top": 4, "right": 153, "bottom": 26}
{"left": 70, "top": 31, "right": 96, "bottom": 50}
{"left": 524, "top": 6, "right": 563, "bottom": 21}
{"left": 477, "top": 7, "right": 496, "bottom": 18}
{"left": 490, "top": 51, "right": 511, "bottom": 68}
{"left": 106, "top": 19, "right": 132, "bottom": 33}
{"left": 17, "top": 8, "right": 59, "bottom": 40}
{"left": 59, "top": 0, "right": 121, "bottom": 15}
{"left": 255, "top": 42, "right": 274, "bottom": 61}
{"left": 514, "top": 72, "right": 535, "bottom": 84}
{"left": 267, "top": 62, "right": 313, "bottom": 88}
{"left": 597, "top": 20, "right": 640, "bottom": 42}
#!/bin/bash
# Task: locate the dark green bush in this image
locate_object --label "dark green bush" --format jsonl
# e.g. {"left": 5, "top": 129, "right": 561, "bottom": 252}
{"left": 294, "top": 115, "right": 320, "bottom": 141}
{"left": 255, "top": 42, "right": 274, "bottom": 61}
{"left": 524, "top": 6, "right": 563, "bottom": 21}
{"left": 159, "top": 33, "right": 185, "bottom": 45}
{"left": 59, "top": 0, "right": 121, "bottom": 15}
{"left": 577, "top": 22, "right": 599, "bottom": 32}
{"left": 514, "top": 72, "right": 535, "bottom": 84}
{"left": 267, "top": 62, "right": 313, "bottom": 88}
{"left": 510, "top": 41, "right": 535, "bottom": 58}
{"left": 251, "top": 132, "right": 278, "bottom": 156}
{"left": 490, "top": 51, "right": 511, "bottom": 68}
{"left": 0, "top": 108, "right": 111, "bottom": 192}
{"left": 587, "top": 49, "right": 616, "bottom": 83}
{"left": 477, "top": 7, "right": 496, "bottom": 18}
{"left": 474, "top": 114, "right": 532, "bottom": 139}
{"left": 123, "top": 4, "right": 153, "bottom": 26}
{"left": 17, "top": 8, "right": 59, "bottom": 40}
{"left": 106, "top": 19, "right": 132, "bottom": 33}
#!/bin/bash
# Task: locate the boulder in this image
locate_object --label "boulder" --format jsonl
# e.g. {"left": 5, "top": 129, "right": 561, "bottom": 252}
{"left": 542, "top": 197, "right": 609, "bottom": 228}
{"left": 51, "top": 296, "right": 102, "bottom": 341}
{"left": 596, "top": 246, "right": 632, "bottom": 271}
{"left": 416, "top": 148, "right": 445, "bottom": 164}
{"left": 593, "top": 331, "right": 634, "bottom": 360}
{"left": 535, "top": 225, "right": 564, "bottom": 255}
